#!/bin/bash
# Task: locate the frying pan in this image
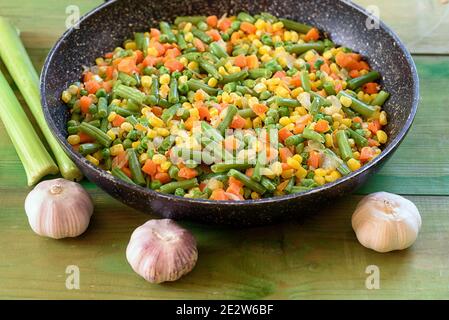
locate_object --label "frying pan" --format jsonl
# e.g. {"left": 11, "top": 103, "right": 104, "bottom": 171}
{"left": 40, "top": 0, "right": 419, "bottom": 225}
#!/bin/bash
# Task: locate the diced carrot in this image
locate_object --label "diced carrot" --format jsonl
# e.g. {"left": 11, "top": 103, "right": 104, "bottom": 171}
{"left": 230, "top": 114, "right": 246, "bottom": 129}
{"left": 198, "top": 105, "right": 211, "bottom": 121}
{"left": 120, "top": 167, "right": 131, "bottom": 178}
{"left": 206, "top": 15, "right": 218, "bottom": 27}
{"left": 83, "top": 71, "right": 93, "bottom": 82}
{"left": 245, "top": 168, "right": 254, "bottom": 177}
{"left": 273, "top": 71, "right": 286, "bottom": 78}
{"left": 117, "top": 57, "right": 137, "bottom": 74}
{"left": 154, "top": 172, "right": 171, "bottom": 184}
{"left": 368, "top": 119, "right": 381, "bottom": 134}
{"left": 218, "top": 18, "right": 232, "bottom": 32}
{"left": 335, "top": 52, "right": 361, "bottom": 71}
{"left": 334, "top": 81, "right": 343, "bottom": 92}
{"left": 112, "top": 114, "right": 126, "bottom": 127}
{"left": 228, "top": 176, "right": 243, "bottom": 188}
{"left": 358, "top": 61, "right": 370, "bottom": 71}
{"left": 150, "top": 28, "right": 161, "bottom": 39}
{"left": 282, "top": 163, "right": 291, "bottom": 171}
{"left": 206, "top": 29, "right": 221, "bottom": 42}
{"left": 164, "top": 59, "right": 184, "bottom": 72}
{"left": 307, "top": 150, "right": 321, "bottom": 168}
{"left": 359, "top": 147, "right": 374, "bottom": 162}
{"left": 165, "top": 47, "right": 181, "bottom": 59}
{"left": 134, "top": 50, "right": 144, "bottom": 64}
{"left": 363, "top": 82, "right": 379, "bottom": 94}
{"left": 104, "top": 52, "right": 114, "bottom": 59}
{"left": 152, "top": 106, "right": 163, "bottom": 117}
{"left": 277, "top": 180, "right": 290, "bottom": 192}
{"left": 304, "top": 27, "right": 320, "bottom": 41}
{"left": 105, "top": 66, "right": 114, "bottom": 80}
{"left": 297, "top": 114, "right": 313, "bottom": 125}
{"left": 142, "top": 159, "right": 157, "bottom": 176}
{"left": 79, "top": 96, "right": 92, "bottom": 113}
{"left": 226, "top": 183, "right": 242, "bottom": 196}
{"left": 320, "top": 63, "right": 331, "bottom": 74}
{"left": 230, "top": 31, "right": 241, "bottom": 44}
{"left": 279, "top": 127, "right": 293, "bottom": 143}
{"left": 210, "top": 189, "right": 229, "bottom": 200}
{"left": 193, "top": 38, "right": 206, "bottom": 52}
{"left": 314, "top": 119, "right": 330, "bottom": 133}
{"left": 84, "top": 80, "right": 101, "bottom": 94}
{"left": 279, "top": 147, "right": 293, "bottom": 163}
{"left": 251, "top": 103, "right": 268, "bottom": 116}
{"left": 78, "top": 132, "right": 94, "bottom": 143}
{"left": 290, "top": 75, "right": 302, "bottom": 87}
{"left": 112, "top": 151, "right": 129, "bottom": 169}
{"left": 293, "top": 123, "right": 306, "bottom": 134}
{"left": 349, "top": 69, "right": 360, "bottom": 78}
{"left": 151, "top": 41, "right": 166, "bottom": 56}
{"left": 240, "top": 22, "right": 256, "bottom": 34}
{"left": 71, "top": 144, "right": 80, "bottom": 152}
{"left": 102, "top": 80, "right": 113, "bottom": 93}
{"left": 368, "top": 138, "right": 380, "bottom": 147}
{"left": 245, "top": 55, "right": 259, "bottom": 69}
{"left": 142, "top": 55, "right": 161, "bottom": 67}
{"left": 352, "top": 116, "right": 363, "bottom": 123}
{"left": 178, "top": 167, "right": 198, "bottom": 179}
{"left": 184, "top": 116, "right": 195, "bottom": 131}
{"left": 234, "top": 55, "right": 247, "bottom": 68}
{"left": 224, "top": 136, "right": 238, "bottom": 151}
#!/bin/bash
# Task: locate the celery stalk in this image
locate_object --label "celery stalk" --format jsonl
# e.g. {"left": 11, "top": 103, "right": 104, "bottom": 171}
{"left": 0, "top": 17, "right": 83, "bottom": 181}
{"left": 0, "top": 70, "right": 58, "bottom": 185}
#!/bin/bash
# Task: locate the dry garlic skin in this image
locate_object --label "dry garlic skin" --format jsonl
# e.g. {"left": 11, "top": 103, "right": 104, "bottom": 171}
{"left": 352, "top": 192, "right": 421, "bottom": 253}
{"left": 126, "top": 219, "right": 198, "bottom": 283}
{"left": 24, "top": 178, "right": 93, "bottom": 239}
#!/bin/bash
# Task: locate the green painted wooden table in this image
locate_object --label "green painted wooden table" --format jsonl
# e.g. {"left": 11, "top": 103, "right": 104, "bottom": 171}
{"left": 1, "top": 0, "right": 449, "bottom": 299}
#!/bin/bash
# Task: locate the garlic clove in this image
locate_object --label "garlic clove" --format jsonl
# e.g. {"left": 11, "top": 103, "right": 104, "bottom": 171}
{"left": 25, "top": 178, "right": 93, "bottom": 239}
{"left": 126, "top": 219, "right": 198, "bottom": 283}
{"left": 352, "top": 192, "right": 421, "bottom": 253}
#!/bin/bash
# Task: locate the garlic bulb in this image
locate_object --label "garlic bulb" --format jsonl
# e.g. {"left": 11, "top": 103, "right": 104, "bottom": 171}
{"left": 25, "top": 178, "right": 93, "bottom": 239}
{"left": 126, "top": 219, "right": 198, "bottom": 283}
{"left": 352, "top": 192, "right": 421, "bottom": 253}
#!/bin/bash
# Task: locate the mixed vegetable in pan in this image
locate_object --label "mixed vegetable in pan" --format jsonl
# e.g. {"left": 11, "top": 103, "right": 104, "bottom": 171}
{"left": 62, "top": 12, "right": 389, "bottom": 200}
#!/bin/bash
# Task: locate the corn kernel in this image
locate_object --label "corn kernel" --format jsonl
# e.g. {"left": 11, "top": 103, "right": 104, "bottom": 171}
{"left": 255, "top": 19, "right": 266, "bottom": 30}
{"left": 330, "top": 63, "right": 339, "bottom": 74}
{"left": 275, "top": 86, "right": 290, "bottom": 98}
{"left": 272, "top": 21, "right": 284, "bottom": 31}
{"left": 120, "top": 122, "right": 133, "bottom": 132}
{"left": 207, "top": 179, "right": 223, "bottom": 191}
{"left": 270, "top": 162, "right": 283, "bottom": 176}
{"left": 124, "top": 41, "right": 137, "bottom": 50}
{"left": 281, "top": 169, "right": 294, "bottom": 179}
{"left": 160, "top": 161, "right": 172, "bottom": 171}
{"left": 61, "top": 90, "right": 71, "bottom": 103}
{"left": 295, "top": 166, "right": 308, "bottom": 179}
{"left": 141, "top": 75, "right": 152, "bottom": 88}
{"left": 332, "top": 113, "right": 343, "bottom": 122}
{"left": 293, "top": 154, "right": 303, "bottom": 163}
{"left": 252, "top": 117, "right": 262, "bottom": 128}
{"left": 323, "top": 50, "right": 333, "bottom": 60}
{"left": 340, "top": 96, "right": 352, "bottom": 108}
{"left": 159, "top": 74, "right": 170, "bottom": 85}
{"left": 253, "top": 82, "right": 267, "bottom": 94}
{"left": 252, "top": 39, "right": 263, "bottom": 48}
{"left": 147, "top": 47, "right": 158, "bottom": 57}
{"left": 258, "top": 45, "right": 271, "bottom": 55}
{"left": 347, "top": 158, "right": 361, "bottom": 171}
{"left": 325, "top": 170, "right": 341, "bottom": 182}
{"left": 131, "top": 141, "right": 140, "bottom": 149}
{"left": 379, "top": 111, "right": 388, "bottom": 125}
{"left": 139, "top": 152, "right": 149, "bottom": 164}
{"left": 152, "top": 154, "right": 166, "bottom": 164}
{"left": 208, "top": 77, "right": 218, "bottom": 87}
{"left": 85, "top": 155, "right": 99, "bottom": 166}
{"left": 342, "top": 118, "right": 352, "bottom": 127}
{"left": 287, "top": 157, "right": 301, "bottom": 170}
{"left": 314, "top": 175, "right": 326, "bottom": 185}
{"left": 291, "top": 87, "right": 304, "bottom": 98}
{"left": 156, "top": 127, "right": 170, "bottom": 137}
{"left": 251, "top": 191, "right": 261, "bottom": 199}
{"left": 106, "top": 129, "right": 116, "bottom": 140}
{"left": 68, "top": 85, "right": 79, "bottom": 95}
{"left": 260, "top": 54, "right": 272, "bottom": 63}
{"left": 244, "top": 117, "right": 252, "bottom": 129}
{"left": 149, "top": 115, "right": 164, "bottom": 127}
{"left": 325, "top": 133, "right": 334, "bottom": 148}
{"left": 110, "top": 144, "right": 124, "bottom": 156}
{"left": 295, "top": 106, "right": 307, "bottom": 116}
{"left": 304, "top": 50, "right": 315, "bottom": 62}
{"left": 184, "top": 32, "right": 194, "bottom": 42}
{"left": 315, "top": 168, "right": 327, "bottom": 177}
{"left": 376, "top": 130, "right": 388, "bottom": 144}
{"left": 279, "top": 116, "right": 292, "bottom": 127}
{"left": 183, "top": 22, "right": 192, "bottom": 33}
{"left": 283, "top": 30, "right": 292, "bottom": 41}
{"left": 67, "top": 135, "right": 80, "bottom": 145}
{"left": 108, "top": 111, "right": 117, "bottom": 122}
{"left": 146, "top": 129, "right": 157, "bottom": 139}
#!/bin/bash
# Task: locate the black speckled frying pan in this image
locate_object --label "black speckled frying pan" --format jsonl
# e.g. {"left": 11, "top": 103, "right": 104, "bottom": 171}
{"left": 40, "top": 0, "right": 419, "bottom": 225}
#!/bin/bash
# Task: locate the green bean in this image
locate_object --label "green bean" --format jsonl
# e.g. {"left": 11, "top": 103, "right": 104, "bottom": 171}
{"left": 78, "top": 143, "right": 101, "bottom": 156}
{"left": 118, "top": 71, "right": 138, "bottom": 86}
{"left": 370, "top": 90, "right": 390, "bottom": 106}
{"left": 79, "top": 122, "right": 112, "bottom": 147}
{"left": 127, "top": 149, "right": 146, "bottom": 186}
{"left": 252, "top": 159, "right": 262, "bottom": 182}
{"left": 300, "top": 70, "right": 311, "bottom": 92}
{"left": 323, "top": 82, "right": 336, "bottom": 96}
{"left": 302, "top": 128, "right": 325, "bottom": 143}
{"left": 160, "top": 178, "right": 199, "bottom": 194}
{"left": 187, "top": 79, "right": 219, "bottom": 95}
{"left": 161, "top": 103, "right": 181, "bottom": 123}
{"left": 248, "top": 68, "right": 273, "bottom": 79}
{"left": 100, "top": 117, "right": 109, "bottom": 132}
{"left": 322, "top": 149, "right": 350, "bottom": 176}
{"left": 126, "top": 99, "right": 140, "bottom": 112}
{"left": 337, "top": 91, "right": 376, "bottom": 117}
{"left": 227, "top": 169, "right": 266, "bottom": 194}
{"left": 291, "top": 186, "right": 312, "bottom": 193}
{"left": 211, "top": 162, "right": 252, "bottom": 173}
{"left": 238, "top": 108, "right": 257, "bottom": 118}
{"left": 158, "top": 135, "right": 175, "bottom": 153}
{"left": 168, "top": 77, "right": 179, "bottom": 104}
{"left": 237, "top": 12, "right": 256, "bottom": 23}
{"left": 168, "top": 165, "right": 180, "bottom": 179}
{"left": 202, "top": 137, "right": 234, "bottom": 162}
{"left": 209, "top": 42, "right": 228, "bottom": 59}
{"left": 114, "top": 84, "right": 145, "bottom": 104}
{"left": 67, "top": 126, "right": 79, "bottom": 135}
{"left": 134, "top": 32, "right": 149, "bottom": 53}
{"left": 336, "top": 130, "right": 353, "bottom": 161}
{"left": 268, "top": 97, "right": 300, "bottom": 108}
{"left": 287, "top": 42, "right": 325, "bottom": 55}
{"left": 176, "top": 32, "right": 188, "bottom": 50}
{"left": 260, "top": 176, "right": 276, "bottom": 192}
{"left": 182, "top": 52, "right": 202, "bottom": 61}
{"left": 236, "top": 85, "right": 256, "bottom": 96}
{"left": 109, "top": 104, "right": 139, "bottom": 117}
{"left": 217, "top": 105, "right": 238, "bottom": 135}
{"left": 174, "top": 16, "right": 206, "bottom": 25}
{"left": 111, "top": 167, "right": 135, "bottom": 184}
{"left": 347, "top": 128, "right": 368, "bottom": 147}
{"left": 192, "top": 28, "right": 212, "bottom": 44}
{"left": 97, "top": 97, "right": 108, "bottom": 118}
{"left": 284, "top": 177, "right": 295, "bottom": 193}
{"left": 219, "top": 70, "right": 249, "bottom": 84}
{"left": 347, "top": 71, "right": 380, "bottom": 90}
{"left": 310, "top": 91, "right": 331, "bottom": 106}
{"left": 126, "top": 115, "right": 138, "bottom": 126}
{"left": 201, "top": 121, "right": 224, "bottom": 142}
{"left": 285, "top": 134, "right": 305, "bottom": 146}
{"left": 159, "top": 21, "right": 176, "bottom": 43}
{"left": 279, "top": 18, "right": 313, "bottom": 34}
{"left": 199, "top": 59, "right": 222, "bottom": 80}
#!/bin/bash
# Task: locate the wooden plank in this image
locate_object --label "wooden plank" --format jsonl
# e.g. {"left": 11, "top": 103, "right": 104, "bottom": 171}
{"left": 0, "top": 0, "right": 448, "bottom": 54}
{"left": 0, "top": 193, "right": 448, "bottom": 299}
